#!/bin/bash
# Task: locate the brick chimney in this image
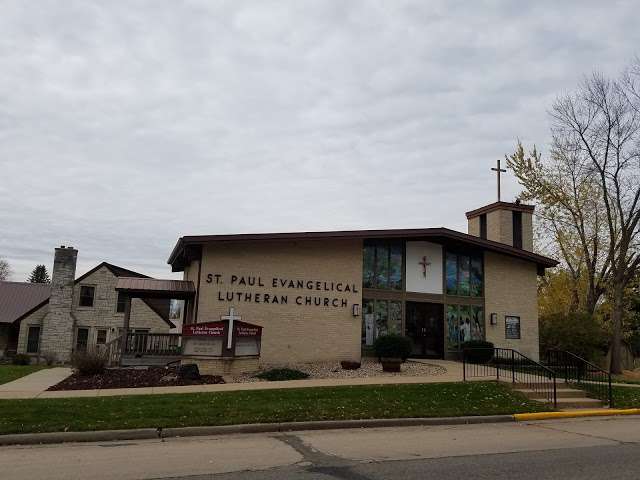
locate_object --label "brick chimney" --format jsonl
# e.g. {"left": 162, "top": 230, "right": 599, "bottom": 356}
{"left": 466, "top": 202, "right": 534, "bottom": 251}
{"left": 40, "top": 246, "right": 78, "bottom": 362}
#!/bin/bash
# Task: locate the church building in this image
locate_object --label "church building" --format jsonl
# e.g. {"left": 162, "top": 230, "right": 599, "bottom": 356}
{"left": 168, "top": 200, "right": 557, "bottom": 366}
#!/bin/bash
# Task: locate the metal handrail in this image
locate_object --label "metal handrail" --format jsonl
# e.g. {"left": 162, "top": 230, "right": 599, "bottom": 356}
{"left": 463, "top": 347, "right": 557, "bottom": 408}
{"left": 545, "top": 349, "right": 613, "bottom": 407}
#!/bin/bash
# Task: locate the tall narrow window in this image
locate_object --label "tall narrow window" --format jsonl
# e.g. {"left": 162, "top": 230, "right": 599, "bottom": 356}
{"left": 26, "top": 326, "right": 41, "bottom": 353}
{"left": 79, "top": 285, "right": 95, "bottom": 307}
{"left": 76, "top": 328, "right": 89, "bottom": 353}
{"left": 479, "top": 214, "right": 487, "bottom": 239}
{"left": 512, "top": 211, "right": 523, "bottom": 249}
{"left": 116, "top": 292, "right": 127, "bottom": 313}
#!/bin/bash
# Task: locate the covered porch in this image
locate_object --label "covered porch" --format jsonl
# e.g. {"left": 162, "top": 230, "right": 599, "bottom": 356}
{"left": 108, "top": 277, "right": 196, "bottom": 366}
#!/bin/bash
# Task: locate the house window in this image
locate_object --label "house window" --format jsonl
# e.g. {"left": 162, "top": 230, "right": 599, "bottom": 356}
{"left": 116, "top": 292, "right": 127, "bottom": 313}
{"left": 363, "top": 241, "right": 403, "bottom": 290}
{"left": 26, "top": 326, "right": 41, "bottom": 354}
{"left": 479, "top": 214, "right": 487, "bottom": 239}
{"left": 505, "top": 316, "right": 521, "bottom": 339}
{"left": 79, "top": 286, "right": 95, "bottom": 307}
{"left": 96, "top": 329, "right": 107, "bottom": 345}
{"left": 512, "top": 211, "right": 523, "bottom": 249}
{"left": 76, "top": 328, "right": 89, "bottom": 353}
{"left": 445, "top": 252, "right": 483, "bottom": 297}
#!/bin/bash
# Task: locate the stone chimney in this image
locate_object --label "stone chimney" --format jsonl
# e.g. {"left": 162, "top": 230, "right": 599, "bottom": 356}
{"left": 40, "top": 246, "right": 78, "bottom": 363}
{"left": 466, "top": 202, "right": 534, "bottom": 251}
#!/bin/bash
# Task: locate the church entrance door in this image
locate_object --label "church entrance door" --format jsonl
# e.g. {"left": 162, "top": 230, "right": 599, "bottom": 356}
{"left": 405, "top": 302, "right": 444, "bottom": 358}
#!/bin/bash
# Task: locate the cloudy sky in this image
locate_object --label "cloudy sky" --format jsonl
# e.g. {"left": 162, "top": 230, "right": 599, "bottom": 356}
{"left": 1, "top": 0, "right": 638, "bottom": 281}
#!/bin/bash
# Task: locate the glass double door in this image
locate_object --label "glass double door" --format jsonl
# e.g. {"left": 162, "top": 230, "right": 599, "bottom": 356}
{"left": 405, "top": 302, "right": 444, "bottom": 358}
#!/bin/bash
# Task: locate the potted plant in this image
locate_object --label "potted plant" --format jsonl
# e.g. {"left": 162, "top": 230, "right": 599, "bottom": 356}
{"left": 373, "top": 334, "right": 413, "bottom": 372}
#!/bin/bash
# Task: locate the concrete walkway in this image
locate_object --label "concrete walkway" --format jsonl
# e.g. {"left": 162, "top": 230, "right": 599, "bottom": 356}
{"left": 0, "top": 368, "right": 73, "bottom": 399}
{"left": 0, "top": 360, "right": 464, "bottom": 400}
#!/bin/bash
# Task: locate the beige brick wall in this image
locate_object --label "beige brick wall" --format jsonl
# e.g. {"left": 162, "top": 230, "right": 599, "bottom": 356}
{"left": 17, "top": 265, "right": 170, "bottom": 359}
{"left": 522, "top": 212, "right": 533, "bottom": 251}
{"left": 484, "top": 251, "right": 539, "bottom": 360}
{"left": 486, "top": 209, "right": 513, "bottom": 246}
{"left": 192, "top": 239, "right": 363, "bottom": 366}
{"left": 467, "top": 216, "right": 480, "bottom": 236}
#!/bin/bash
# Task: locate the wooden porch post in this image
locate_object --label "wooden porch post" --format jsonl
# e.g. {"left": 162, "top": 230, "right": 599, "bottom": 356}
{"left": 119, "top": 295, "right": 132, "bottom": 366}
{"left": 184, "top": 297, "right": 193, "bottom": 325}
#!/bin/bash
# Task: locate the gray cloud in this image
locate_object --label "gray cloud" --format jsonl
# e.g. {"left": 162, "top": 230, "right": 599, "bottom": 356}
{"left": 1, "top": 0, "right": 638, "bottom": 280}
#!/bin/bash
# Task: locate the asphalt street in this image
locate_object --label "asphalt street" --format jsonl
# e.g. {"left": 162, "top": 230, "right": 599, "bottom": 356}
{"left": 1, "top": 416, "right": 640, "bottom": 479}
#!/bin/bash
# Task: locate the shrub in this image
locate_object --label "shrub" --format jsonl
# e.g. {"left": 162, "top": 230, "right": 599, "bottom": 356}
{"left": 12, "top": 354, "right": 31, "bottom": 365}
{"left": 540, "top": 312, "right": 607, "bottom": 362}
{"left": 255, "top": 368, "right": 309, "bottom": 381}
{"left": 373, "top": 334, "right": 412, "bottom": 360}
{"left": 461, "top": 340, "right": 495, "bottom": 364}
{"left": 71, "top": 350, "right": 107, "bottom": 376}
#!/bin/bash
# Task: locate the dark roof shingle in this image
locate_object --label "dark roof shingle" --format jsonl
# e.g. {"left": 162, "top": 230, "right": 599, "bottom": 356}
{"left": 0, "top": 282, "right": 51, "bottom": 324}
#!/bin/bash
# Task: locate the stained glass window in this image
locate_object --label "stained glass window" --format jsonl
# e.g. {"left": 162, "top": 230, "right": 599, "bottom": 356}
{"left": 458, "top": 256, "right": 470, "bottom": 296}
{"left": 459, "top": 305, "right": 472, "bottom": 343}
{"left": 362, "top": 298, "right": 404, "bottom": 344}
{"left": 446, "top": 252, "right": 483, "bottom": 297}
{"left": 471, "top": 306, "right": 484, "bottom": 340}
{"left": 363, "top": 245, "right": 376, "bottom": 289}
{"left": 362, "top": 241, "right": 403, "bottom": 290}
{"left": 446, "top": 305, "right": 459, "bottom": 351}
{"left": 389, "top": 243, "right": 403, "bottom": 290}
{"left": 470, "top": 257, "right": 483, "bottom": 297}
{"left": 446, "top": 253, "right": 457, "bottom": 295}
{"left": 375, "top": 245, "right": 389, "bottom": 288}
{"left": 389, "top": 301, "right": 402, "bottom": 333}
{"left": 374, "top": 300, "right": 389, "bottom": 338}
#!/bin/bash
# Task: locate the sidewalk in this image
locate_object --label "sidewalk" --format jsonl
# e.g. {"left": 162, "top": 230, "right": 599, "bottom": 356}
{"left": 0, "top": 360, "right": 464, "bottom": 400}
{"left": 0, "top": 368, "right": 73, "bottom": 399}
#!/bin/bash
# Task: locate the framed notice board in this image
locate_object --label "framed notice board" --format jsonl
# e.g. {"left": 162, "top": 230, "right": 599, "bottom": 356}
{"left": 505, "top": 316, "right": 521, "bottom": 339}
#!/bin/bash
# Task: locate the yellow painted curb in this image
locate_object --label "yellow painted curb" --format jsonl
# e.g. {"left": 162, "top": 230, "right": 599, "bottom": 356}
{"left": 514, "top": 408, "right": 640, "bottom": 421}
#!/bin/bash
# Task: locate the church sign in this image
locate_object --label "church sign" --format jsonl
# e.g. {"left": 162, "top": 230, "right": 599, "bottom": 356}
{"left": 182, "top": 307, "right": 262, "bottom": 358}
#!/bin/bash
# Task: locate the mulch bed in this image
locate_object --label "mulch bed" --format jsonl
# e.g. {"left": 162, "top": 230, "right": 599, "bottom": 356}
{"left": 48, "top": 367, "right": 225, "bottom": 391}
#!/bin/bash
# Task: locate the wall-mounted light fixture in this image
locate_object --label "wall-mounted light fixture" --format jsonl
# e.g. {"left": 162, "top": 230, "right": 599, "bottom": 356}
{"left": 352, "top": 304, "right": 360, "bottom": 317}
{"left": 490, "top": 313, "right": 498, "bottom": 325}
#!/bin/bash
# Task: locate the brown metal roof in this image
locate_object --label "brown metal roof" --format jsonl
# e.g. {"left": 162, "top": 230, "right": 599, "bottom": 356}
{"left": 168, "top": 227, "right": 558, "bottom": 272}
{"left": 0, "top": 282, "right": 51, "bottom": 324}
{"left": 115, "top": 278, "right": 196, "bottom": 299}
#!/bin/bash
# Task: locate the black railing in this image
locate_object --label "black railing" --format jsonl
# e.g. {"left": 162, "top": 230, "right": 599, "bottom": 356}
{"left": 463, "top": 347, "right": 557, "bottom": 408}
{"left": 124, "top": 333, "right": 182, "bottom": 356}
{"left": 545, "top": 349, "right": 613, "bottom": 407}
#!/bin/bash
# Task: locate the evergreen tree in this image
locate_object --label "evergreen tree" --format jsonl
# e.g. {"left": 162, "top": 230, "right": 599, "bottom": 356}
{"left": 28, "top": 265, "right": 50, "bottom": 283}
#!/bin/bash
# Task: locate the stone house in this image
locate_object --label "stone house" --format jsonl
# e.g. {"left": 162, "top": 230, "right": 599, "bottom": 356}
{"left": 0, "top": 247, "right": 174, "bottom": 363}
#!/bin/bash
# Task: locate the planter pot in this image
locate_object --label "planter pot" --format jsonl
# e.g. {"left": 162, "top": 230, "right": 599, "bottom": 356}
{"left": 341, "top": 360, "right": 361, "bottom": 370}
{"left": 380, "top": 357, "right": 402, "bottom": 373}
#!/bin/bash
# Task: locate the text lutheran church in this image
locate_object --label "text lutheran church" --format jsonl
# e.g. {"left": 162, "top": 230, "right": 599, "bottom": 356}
{"left": 168, "top": 199, "right": 557, "bottom": 369}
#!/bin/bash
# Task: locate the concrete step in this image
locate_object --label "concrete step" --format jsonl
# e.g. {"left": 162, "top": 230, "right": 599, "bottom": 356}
{"left": 514, "top": 388, "right": 589, "bottom": 399}
{"left": 554, "top": 397, "right": 604, "bottom": 409}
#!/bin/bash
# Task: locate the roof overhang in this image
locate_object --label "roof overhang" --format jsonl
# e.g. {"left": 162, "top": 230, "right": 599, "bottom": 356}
{"left": 168, "top": 227, "right": 558, "bottom": 274}
{"left": 115, "top": 277, "right": 196, "bottom": 300}
{"left": 465, "top": 201, "right": 535, "bottom": 219}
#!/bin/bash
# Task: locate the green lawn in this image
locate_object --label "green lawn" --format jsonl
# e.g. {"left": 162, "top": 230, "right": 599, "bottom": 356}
{"left": 0, "top": 365, "right": 46, "bottom": 385}
{"left": 612, "top": 386, "right": 640, "bottom": 408}
{"left": 0, "top": 381, "right": 549, "bottom": 435}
